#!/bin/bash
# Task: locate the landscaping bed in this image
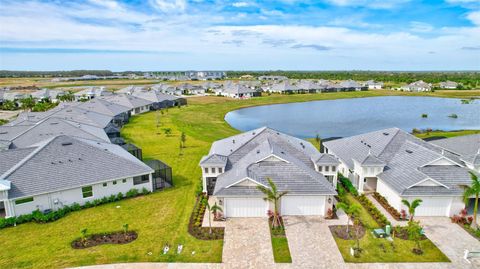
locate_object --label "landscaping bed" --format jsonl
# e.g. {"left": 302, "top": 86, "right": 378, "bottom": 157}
{"left": 372, "top": 192, "right": 406, "bottom": 221}
{"left": 72, "top": 231, "right": 138, "bottom": 249}
{"left": 188, "top": 195, "right": 224, "bottom": 240}
{"left": 268, "top": 217, "right": 292, "bottom": 263}
{"left": 392, "top": 226, "right": 427, "bottom": 241}
{"left": 329, "top": 225, "right": 366, "bottom": 240}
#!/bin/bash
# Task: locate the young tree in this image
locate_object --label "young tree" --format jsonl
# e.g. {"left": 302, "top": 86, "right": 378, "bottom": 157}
{"left": 163, "top": 128, "right": 172, "bottom": 136}
{"left": 464, "top": 172, "right": 480, "bottom": 229}
{"left": 180, "top": 132, "right": 186, "bottom": 148}
{"left": 407, "top": 220, "right": 423, "bottom": 254}
{"left": 256, "top": 178, "right": 288, "bottom": 228}
{"left": 315, "top": 133, "right": 322, "bottom": 152}
{"left": 80, "top": 228, "right": 88, "bottom": 247}
{"left": 58, "top": 91, "right": 75, "bottom": 102}
{"left": 20, "top": 97, "right": 35, "bottom": 111}
{"left": 401, "top": 199, "right": 423, "bottom": 222}
{"left": 336, "top": 202, "right": 361, "bottom": 237}
{"left": 204, "top": 201, "right": 223, "bottom": 234}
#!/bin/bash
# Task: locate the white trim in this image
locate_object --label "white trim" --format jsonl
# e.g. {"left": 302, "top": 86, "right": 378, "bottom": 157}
{"left": 421, "top": 156, "right": 463, "bottom": 167}
{"left": 407, "top": 177, "right": 449, "bottom": 189}
{"left": 256, "top": 154, "right": 290, "bottom": 164}
{"left": 225, "top": 177, "right": 268, "bottom": 189}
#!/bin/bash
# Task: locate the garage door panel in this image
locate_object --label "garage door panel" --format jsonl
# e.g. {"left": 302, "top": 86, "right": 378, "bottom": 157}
{"left": 225, "top": 198, "right": 267, "bottom": 217}
{"left": 281, "top": 196, "right": 325, "bottom": 216}
{"left": 413, "top": 197, "right": 451, "bottom": 217}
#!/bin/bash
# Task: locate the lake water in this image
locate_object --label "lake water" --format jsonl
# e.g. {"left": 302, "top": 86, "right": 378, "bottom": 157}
{"left": 225, "top": 96, "right": 480, "bottom": 138}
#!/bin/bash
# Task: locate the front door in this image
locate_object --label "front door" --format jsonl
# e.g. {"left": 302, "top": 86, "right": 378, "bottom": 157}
{"left": 207, "top": 177, "right": 217, "bottom": 195}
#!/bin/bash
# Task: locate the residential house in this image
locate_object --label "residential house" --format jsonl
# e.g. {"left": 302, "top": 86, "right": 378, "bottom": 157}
{"left": 439, "top": 81, "right": 459, "bottom": 89}
{"left": 101, "top": 94, "right": 154, "bottom": 115}
{"left": 76, "top": 99, "right": 130, "bottom": 126}
{"left": 324, "top": 127, "right": 474, "bottom": 217}
{"left": 431, "top": 134, "right": 480, "bottom": 172}
{"left": 363, "top": 80, "right": 384, "bottom": 90}
{"left": 74, "top": 87, "right": 112, "bottom": 101}
{"left": 267, "top": 80, "right": 299, "bottom": 93}
{"left": 220, "top": 83, "right": 261, "bottom": 99}
{"left": 258, "top": 75, "right": 288, "bottom": 81}
{"left": 400, "top": 80, "right": 432, "bottom": 92}
{"left": 199, "top": 127, "right": 337, "bottom": 217}
{"left": 30, "top": 89, "right": 65, "bottom": 103}
{"left": 338, "top": 80, "right": 366, "bottom": 91}
{"left": 131, "top": 90, "right": 187, "bottom": 109}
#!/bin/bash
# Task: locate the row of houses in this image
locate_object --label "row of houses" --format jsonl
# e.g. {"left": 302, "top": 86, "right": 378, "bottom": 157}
{"left": 397, "top": 80, "right": 460, "bottom": 92}
{"left": 0, "top": 89, "right": 184, "bottom": 218}
{"left": 200, "top": 127, "right": 478, "bottom": 218}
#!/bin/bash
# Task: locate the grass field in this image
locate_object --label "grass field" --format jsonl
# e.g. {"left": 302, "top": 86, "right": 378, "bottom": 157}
{"left": 0, "top": 91, "right": 477, "bottom": 268}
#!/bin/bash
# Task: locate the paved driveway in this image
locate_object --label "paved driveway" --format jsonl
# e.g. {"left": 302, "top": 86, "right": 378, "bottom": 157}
{"left": 222, "top": 218, "right": 274, "bottom": 268}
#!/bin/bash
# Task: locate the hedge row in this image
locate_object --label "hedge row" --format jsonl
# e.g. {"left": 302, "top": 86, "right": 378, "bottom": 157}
{"left": 0, "top": 188, "right": 150, "bottom": 229}
{"left": 188, "top": 195, "right": 224, "bottom": 240}
{"left": 338, "top": 174, "right": 358, "bottom": 196}
{"left": 372, "top": 192, "right": 402, "bottom": 220}
{"left": 356, "top": 194, "right": 390, "bottom": 227}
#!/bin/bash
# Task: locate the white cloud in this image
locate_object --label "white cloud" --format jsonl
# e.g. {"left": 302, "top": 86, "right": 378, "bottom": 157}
{"left": 149, "top": 0, "right": 186, "bottom": 12}
{"left": 87, "top": 0, "right": 122, "bottom": 10}
{"left": 325, "top": 0, "right": 410, "bottom": 9}
{"left": 467, "top": 11, "right": 480, "bottom": 25}
{"left": 409, "top": 21, "right": 434, "bottom": 33}
{"left": 232, "top": 2, "right": 251, "bottom": 8}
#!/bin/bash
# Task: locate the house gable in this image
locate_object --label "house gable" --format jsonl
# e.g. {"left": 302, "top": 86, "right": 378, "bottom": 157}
{"left": 408, "top": 177, "right": 449, "bottom": 189}
{"left": 422, "top": 157, "right": 461, "bottom": 167}
{"left": 256, "top": 154, "right": 289, "bottom": 163}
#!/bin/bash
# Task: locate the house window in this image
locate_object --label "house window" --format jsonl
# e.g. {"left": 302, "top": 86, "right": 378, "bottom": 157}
{"left": 113, "top": 180, "right": 117, "bottom": 185}
{"left": 133, "top": 174, "right": 150, "bottom": 185}
{"left": 15, "top": 197, "right": 34, "bottom": 205}
{"left": 103, "top": 182, "right": 107, "bottom": 187}
{"left": 332, "top": 166, "right": 336, "bottom": 172}
{"left": 325, "top": 166, "right": 330, "bottom": 172}
{"left": 204, "top": 167, "right": 209, "bottom": 173}
{"left": 122, "top": 179, "right": 127, "bottom": 183}
{"left": 318, "top": 166, "right": 323, "bottom": 172}
{"left": 219, "top": 167, "right": 223, "bottom": 173}
{"left": 82, "top": 186, "right": 93, "bottom": 198}
{"left": 212, "top": 167, "right": 216, "bottom": 173}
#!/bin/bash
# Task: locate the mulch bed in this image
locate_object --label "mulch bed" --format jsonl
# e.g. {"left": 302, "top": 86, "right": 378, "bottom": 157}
{"left": 394, "top": 228, "right": 427, "bottom": 241}
{"left": 71, "top": 231, "right": 138, "bottom": 249}
{"left": 329, "top": 225, "right": 366, "bottom": 240}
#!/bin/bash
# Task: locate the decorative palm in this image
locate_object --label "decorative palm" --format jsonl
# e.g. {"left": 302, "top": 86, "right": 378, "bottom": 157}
{"left": 463, "top": 172, "right": 480, "bottom": 229}
{"left": 336, "top": 202, "right": 361, "bottom": 236}
{"left": 204, "top": 201, "right": 223, "bottom": 234}
{"left": 315, "top": 133, "right": 322, "bottom": 152}
{"left": 401, "top": 199, "right": 423, "bottom": 222}
{"left": 257, "top": 178, "right": 288, "bottom": 228}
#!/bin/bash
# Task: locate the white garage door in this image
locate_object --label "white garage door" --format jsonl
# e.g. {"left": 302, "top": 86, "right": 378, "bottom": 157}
{"left": 281, "top": 196, "right": 325, "bottom": 216}
{"left": 224, "top": 198, "right": 267, "bottom": 217}
{"left": 413, "top": 197, "right": 451, "bottom": 217}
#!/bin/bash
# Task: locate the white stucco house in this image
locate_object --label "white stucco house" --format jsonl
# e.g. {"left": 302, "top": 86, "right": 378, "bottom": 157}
{"left": 199, "top": 127, "right": 337, "bottom": 218}
{"left": 324, "top": 127, "right": 476, "bottom": 217}
{"left": 0, "top": 135, "right": 153, "bottom": 218}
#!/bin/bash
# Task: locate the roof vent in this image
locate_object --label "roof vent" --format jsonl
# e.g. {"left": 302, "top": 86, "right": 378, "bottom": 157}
{"left": 257, "top": 150, "right": 260, "bottom": 154}
{"left": 50, "top": 122, "right": 59, "bottom": 125}
{"left": 61, "top": 142, "right": 72, "bottom": 146}
{"left": 383, "top": 132, "right": 389, "bottom": 136}
{"left": 252, "top": 132, "right": 256, "bottom": 135}
{"left": 232, "top": 139, "right": 235, "bottom": 144}
{"left": 406, "top": 149, "right": 413, "bottom": 154}
{"left": 0, "top": 131, "right": 7, "bottom": 134}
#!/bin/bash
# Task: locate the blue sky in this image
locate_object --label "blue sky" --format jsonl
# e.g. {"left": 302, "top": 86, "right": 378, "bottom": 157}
{"left": 0, "top": 0, "right": 479, "bottom": 71}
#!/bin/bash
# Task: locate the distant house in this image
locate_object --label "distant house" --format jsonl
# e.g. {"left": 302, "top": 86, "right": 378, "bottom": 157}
{"left": 400, "top": 80, "right": 432, "bottom": 92}
{"left": 151, "top": 84, "right": 183, "bottom": 96}
{"left": 439, "top": 81, "right": 459, "bottom": 89}
{"left": 267, "top": 80, "right": 299, "bottom": 93}
{"left": 218, "top": 82, "right": 261, "bottom": 98}
{"left": 431, "top": 134, "right": 480, "bottom": 172}
{"left": 258, "top": 75, "right": 288, "bottom": 81}
{"left": 363, "top": 80, "right": 384, "bottom": 90}
{"left": 338, "top": 80, "right": 366, "bottom": 91}
{"left": 74, "top": 87, "right": 112, "bottom": 101}
{"left": 117, "top": 86, "right": 146, "bottom": 95}
{"left": 31, "top": 89, "right": 65, "bottom": 102}
{"left": 132, "top": 90, "right": 187, "bottom": 109}
{"left": 296, "top": 80, "right": 323, "bottom": 93}
{"left": 76, "top": 99, "right": 131, "bottom": 126}
{"left": 184, "top": 71, "right": 225, "bottom": 80}
{"left": 101, "top": 94, "right": 154, "bottom": 115}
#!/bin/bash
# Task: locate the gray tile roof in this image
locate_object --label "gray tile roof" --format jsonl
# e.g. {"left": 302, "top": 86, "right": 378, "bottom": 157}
{"left": 361, "top": 153, "right": 386, "bottom": 166}
{"left": 101, "top": 94, "right": 154, "bottom": 109}
{"left": 314, "top": 154, "right": 340, "bottom": 165}
{"left": 430, "top": 134, "right": 480, "bottom": 165}
{"left": 199, "top": 154, "right": 228, "bottom": 166}
{"left": 205, "top": 127, "right": 336, "bottom": 196}
{"left": 0, "top": 135, "right": 153, "bottom": 199}
{"left": 76, "top": 99, "right": 130, "bottom": 117}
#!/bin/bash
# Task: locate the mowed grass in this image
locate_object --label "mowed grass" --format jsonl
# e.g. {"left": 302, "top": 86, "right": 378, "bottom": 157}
{"left": 414, "top": 129, "right": 480, "bottom": 139}
{"left": 0, "top": 90, "right": 475, "bottom": 268}
{"left": 271, "top": 237, "right": 292, "bottom": 263}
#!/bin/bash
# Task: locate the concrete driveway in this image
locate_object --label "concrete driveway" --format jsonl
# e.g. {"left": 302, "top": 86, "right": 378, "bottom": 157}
{"left": 222, "top": 218, "right": 274, "bottom": 268}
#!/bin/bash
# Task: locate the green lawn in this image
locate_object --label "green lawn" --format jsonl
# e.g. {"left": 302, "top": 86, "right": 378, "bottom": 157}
{"left": 271, "top": 236, "right": 292, "bottom": 263}
{"left": 414, "top": 129, "right": 480, "bottom": 139}
{"left": 333, "top": 194, "right": 449, "bottom": 263}
{"left": 0, "top": 91, "right": 475, "bottom": 268}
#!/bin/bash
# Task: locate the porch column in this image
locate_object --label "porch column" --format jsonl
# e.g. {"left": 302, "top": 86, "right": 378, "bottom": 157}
{"left": 202, "top": 176, "right": 207, "bottom": 193}
{"left": 4, "top": 200, "right": 15, "bottom": 218}
{"left": 358, "top": 176, "right": 365, "bottom": 194}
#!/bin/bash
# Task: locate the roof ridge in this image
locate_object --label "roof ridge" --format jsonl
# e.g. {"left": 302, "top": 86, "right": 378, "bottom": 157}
{"left": 377, "top": 127, "right": 402, "bottom": 157}
{"left": 223, "top": 127, "right": 268, "bottom": 156}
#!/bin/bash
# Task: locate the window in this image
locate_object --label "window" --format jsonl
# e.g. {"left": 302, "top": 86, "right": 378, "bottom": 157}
{"left": 134, "top": 174, "right": 150, "bottom": 185}
{"left": 122, "top": 179, "right": 127, "bottom": 183}
{"left": 325, "top": 166, "right": 330, "bottom": 172}
{"left": 204, "top": 167, "right": 209, "bottom": 173}
{"left": 218, "top": 167, "right": 223, "bottom": 173}
{"left": 103, "top": 182, "right": 107, "bottom": 187}
{"left": 82, "top": 186, "right": 93, "bottom": 198}
{"left": 318, "top": 166, "right": 322, "bottom": 172}
{"left": 211, "top": 167, "right": 216, "bottom": 173}
{"left": 113, "top": 180, "right": 117, "bottom": 185}
{"left": 15, "top": 197, "right": 34, "bottom": 205}
{"left": 332, "top": 166, "right": 336, "bottom": 172}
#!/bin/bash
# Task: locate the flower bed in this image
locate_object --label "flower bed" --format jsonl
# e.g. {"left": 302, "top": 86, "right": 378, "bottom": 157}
{"left": 329, "top": 225, "right": 366, "bottom": 240}
{"left": 0, "top": 188, "right": 151, "bottom": 229}
{"left": 356, "top": 194, "right": 390, "bottom": 227}
{"left": 71, "top": 231, "right": 138, "bottom": 249}
{"left": 188, "top": 195, "right": 224, "bottom": 240}
{"left": 372, "top": 192, "right": 403, "bottom": 221}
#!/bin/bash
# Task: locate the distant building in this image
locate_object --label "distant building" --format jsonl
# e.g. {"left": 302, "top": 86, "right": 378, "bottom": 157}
{"left": 258, "top": 75, "right": 288, "bottom": 81}
{"left": 400, "top": 80, "right": 432, "bottom": 92}
{"left": 363, "top": 80, "right": 384, "bottom": 90}
{"left": 439, "top": 81, "right": 459, "bottom": 89}
{"left": 184, "top": 71, "right": 226, "bottom": 80}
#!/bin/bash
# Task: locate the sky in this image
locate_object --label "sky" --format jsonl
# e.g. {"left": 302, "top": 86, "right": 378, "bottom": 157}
{"left": 0, "top": 0, "right": 479, "bottom": 71}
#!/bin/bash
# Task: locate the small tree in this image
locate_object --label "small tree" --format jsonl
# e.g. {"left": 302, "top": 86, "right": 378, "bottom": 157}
{"left": 204, "top": 201, "right": 223, "bottom": 234}
{"left": 336, "top": 202, "right": 361, "bottom": 237}
{"left": 80, "top": 228, "right": 88, "bottom": 247}
{"left": 315, "top": 133, "right": 322, "bottom": 152}
{"left": 180, "top": 132, "right": 186, "bottom": 148}
{"left": 123, "top": 223, "right": 129, "bottom": 239}
{"left": 407, "top": 220, "right": 423, "bottom": 255}
{"left": 401, "top": 199, "right": 422, "bottom": 222}
{"left": 20, "top": 97, "right": 35, "bottom": 111}
{"left": 256, "top": 178, "right": 288, "bottom": 228}
{"left": 163, "top": 128, "right": 172, "bottom": 136}
{"left": 464, "top": 172, "right": 480, "bottom": 230}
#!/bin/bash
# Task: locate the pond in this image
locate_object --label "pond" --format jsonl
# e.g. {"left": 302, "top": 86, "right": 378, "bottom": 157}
{"left": 225, "top": 96, "right": 480, "bottom": 138}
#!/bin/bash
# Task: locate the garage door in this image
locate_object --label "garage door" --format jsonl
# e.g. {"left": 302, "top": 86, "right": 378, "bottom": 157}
{"left": 224, "top": 198, "right": 267, "bottom": 217}
{"left": 413, "top": 197, "right": 451, "bottom": 217}
{"left": 281, "top": 196, "right": 325, "bottom": 216}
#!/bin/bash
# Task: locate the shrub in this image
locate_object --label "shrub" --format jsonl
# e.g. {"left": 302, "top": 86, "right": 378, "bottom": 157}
{"left": 356, "top": 194, "right": 390, "bottom": 227}
{"left": 338, "top": 174, "right": 358, "bottom": 196}
{"left": 141, "top": 187, "right": 150, "bottom": 195}
{"left": 116, "top": 192, "right": 124, "bottom": 200}
{"left": 126, "top": 189, "right": 139, "bottom": 198}
{"left": 373, "top": 192, "right": 402, "bottom": 220}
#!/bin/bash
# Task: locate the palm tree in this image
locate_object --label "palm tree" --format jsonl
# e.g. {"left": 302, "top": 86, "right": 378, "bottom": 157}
{"left": 402, "top": 199, "right": 423, "bottom": 222}
{"left": 315, "top": 133, "right": 322, "bottom": 152}
{"left": 257, "top": 178, "right": 288, "bottom": 228}
{"left": 20, "top": 97, "right": 35, "bottom": 111}
{"left": 204, "top": 201, "right": 223, "bottom": 234}
{"left": 464, "top": 172, "right": 480, "bottom": 229}
{"left": 336, "top": 202, "right": 361, "bottom": 236}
